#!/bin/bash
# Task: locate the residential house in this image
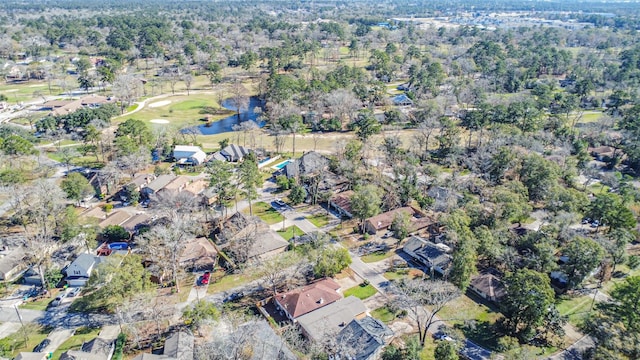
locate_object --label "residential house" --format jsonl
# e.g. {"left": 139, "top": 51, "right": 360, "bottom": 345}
{"left": 274, "top": 278, "right": 342, "bottom": 321}
{"left": 297, "top": 295, "right": 367, "bottom": 342}
{"left": 0, "top": 247, "right": 27, "bottom": 282}
{"left": 183, "top": 179, "right": 208, "bottom": 196}
{"left": 60, "top": 337, "right": 115, "bottom": 360}
{"left": 129, "top": 174, "right": 157, "bottom": 192}
{"left": 141, "top": 175, "right": 177, "bottom": 197}
{"left": 330, "top": 190, "right": 354, "bottom": 218}
{"left": 213, "top": 213, "right": 288, "bottom": 261}
{"left": 22, "top": 267, "right": 44, "bottom": 286}
{"left": 402, "top": 236, "right": 452, "bottom": 276}
{"left": 179, "top": 237, "right": 217, "bottom": 270}
{"left": 364, "top": 207, "right": 434, "bottom": 235}
{"left": 173, "top": 145, "right": 207, "bottom": 166}
{"left": 283, "top": 151, "right": 329, "bottom": 179}
{"left": 162, "top": 331, "right": 194, "bottom": 360}
{"left": 204, "top": 320, "right": 296, "bottom": 360}
{"left": 160, "top": 176, "right": 192, "bottom": 193}
{"left": 131, "top": 331, "right": 193, "bottom": 360}
{"left": 46, "top": 95, "right": 114, "bottom": 117}
{"left": 121, "top": 213, "right": 150, "bottom": 234}
{"left": 469, "top": 270, "right": 506, "bottom": 303}
{"left": 335, "top": 317, "right": 394, "bottom": 360}
{"left": 65, "top": 253, "right": 106, "bottom": 287}
{"left": 98, "top": 211, "right": 131, "bottom": 229}
{"left": 392, "top": 93, "right": 414, "bottom": 106}
{"left": 213, "top": 144, "right": 250, "bottom": 162}
{"left": 589, "top": 146, "right": 617, "bottom": 161}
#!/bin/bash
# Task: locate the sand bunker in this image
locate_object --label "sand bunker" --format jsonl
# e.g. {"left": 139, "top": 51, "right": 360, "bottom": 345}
{"left": 148, "top": 100, "right": 171, "bottom": 108}
{"left": 150, "top": 119, "right": 170, "bottom": 124}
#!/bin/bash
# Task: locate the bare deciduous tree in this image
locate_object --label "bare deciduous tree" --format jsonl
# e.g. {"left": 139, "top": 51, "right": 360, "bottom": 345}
{"left": 140, "top": 217, "right": 194, "bottom": 293}
{"left": 113, "top": 73, "right": 143, "bottom": 113}
{"left": 391, "top": 278, "right": 461, "bottom": 346}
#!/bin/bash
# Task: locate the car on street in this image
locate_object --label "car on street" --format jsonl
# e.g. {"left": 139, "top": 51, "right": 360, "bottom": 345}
{"left": 382, "top": 231, "right": 394, "bottom": 239}
{"left": 434, "top": 333, "right": 455, "bottom": 342}
{"left": 33, "top": 339, "right": 50, "bottom": 352}
{"left": 223, "top": 292, "right": 244, "bottom": 303}
{"left": 68, "top": 288, "right": 81, "bottom": 297}
{"left": 50, "top": 294, "right": 65, "bottom": 307}
{"left": 201, "top": 271, "right": 211, "bottom": 285}
{"left": 273, "top": 199, "right": 286, "bottom": 207}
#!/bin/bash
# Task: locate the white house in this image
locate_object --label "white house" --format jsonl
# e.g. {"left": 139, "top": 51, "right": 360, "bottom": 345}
{"left": 65, "top": 254, "right": 105, "bottom": 287}
{"left": 173, "top": 145, "right": 207, "bottom": 166}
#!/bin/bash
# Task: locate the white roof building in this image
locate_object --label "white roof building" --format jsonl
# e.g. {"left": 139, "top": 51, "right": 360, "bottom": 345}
{"left": 173, "top": 145, "right": 206, "bottom": 165}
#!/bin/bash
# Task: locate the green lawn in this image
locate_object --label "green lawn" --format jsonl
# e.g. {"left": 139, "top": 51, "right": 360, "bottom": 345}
{"left": 277, "top": 225, "right": 305, "bottom": 241}
{"left": 371, "top": 306, "right": 397, "bottom": 323}
{"left": 247, "top": 201, "right": 285, "bottom": 225}
{"left": 51, "top": 326, "right": 101, "bottom": 360}
{"left": 207, "top": 270, "right": 263, "bottom": 294}
{"left": 361, "top": 250, "right": 394, "bottom": 263}
{"left": 557, "top": 295, "right": 593, "bottom": 327}
{"left": 0, "top": 81, "right": 68, "bottom": 104}
{"left": 438, "top": 294, "right": 502, "bottom": 351}
{"left": 1, "top": 324, "right": 51, "bottom": 358}
{"left": 343, "top": 283, "right": 377, "bottom": 300}
{"left": 306, "top": 213, "right": 330, "bottom": 228}
{"left": 120, "top": 93, "right": 234, "bottom": 129}
{"left": 383, "top": 268, "right": 424, "bottom": 281}
{"left": 20, "top": 296, "right": 54, "bottom": 311}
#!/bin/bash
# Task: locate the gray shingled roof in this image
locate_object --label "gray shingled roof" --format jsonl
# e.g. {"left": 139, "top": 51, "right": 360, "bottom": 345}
{"left": 163, "top": 331, "right": 193, "bottom": 360}
{"left": 220, "top": 144, "right": 250, "bottom": 162}
{"left": 336, "top": 317, "right": 393, "bottom": 360}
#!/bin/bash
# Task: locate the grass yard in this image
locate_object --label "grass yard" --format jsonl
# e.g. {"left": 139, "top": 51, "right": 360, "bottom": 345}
{"left": 557, "top": 295, "right": 593, "bottom": 327}
{"left": 371, "top": 306, "right": 397, "bottom": 323}
{"left": 51, "top": 326, "right": 101, "bottom": 359}
{"left": 383, "top": 268, "right": 425, "bottom": 281}
{"left": 1, "top": 324, "right": 51, "bottom": 358}
{"left": 438, "top": 294, "right": 502, "bottom": 351}
{"left": 361, "top": 250, "right": 394, "bottom": 263}
{"left": 20, "top": 296, "right": 54, "bottom": 311}
{"left": 277, "top": 225, "right": 305, "bottom": 241}
{"left": 306, "top": 213, "right": 330, "bottom": 228}
{"left": 343, "top": 283, "right": 377, "bottom": 300}
{"left": 247, "top": 201, "right": 285, "bottom": 225}
{"left": 207, "top": 269, "right": 263, "bottom": 294}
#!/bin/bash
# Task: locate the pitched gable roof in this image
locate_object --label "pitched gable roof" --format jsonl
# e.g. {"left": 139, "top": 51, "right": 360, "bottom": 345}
{"left": 336, "top": 317, "right": 393, "bottom": 360}
{"left": 284, "top": 151, "right": 329, "bottom": 178}
{"left": 366, "top": 207, "right": 434, "bottom": 233}
{"left": 220, "top": 144, "right": 250, "bottom": 162}
{"left": 163, "top": 331, "right": 194, "bottom": 360}
{"left": 275, "top": 278, "right": 341, "bottom": 319}
{"left": 297, "top": 296, "right": 367, "bottom": 342}
{"left": 403, "top": 236, "right": 452, "bottom": 273}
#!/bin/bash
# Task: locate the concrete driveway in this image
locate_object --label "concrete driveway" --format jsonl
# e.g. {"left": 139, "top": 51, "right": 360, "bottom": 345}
{"left": 41, "top": 328, "right": 75, "bottom": 353}
{"left": 0, "top": 322, "right": 21, "bottom": 339}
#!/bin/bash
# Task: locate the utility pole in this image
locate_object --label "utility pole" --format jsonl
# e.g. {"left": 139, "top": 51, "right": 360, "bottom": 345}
{"left": 13, "top": 304, "right": 28, "bottom": 346}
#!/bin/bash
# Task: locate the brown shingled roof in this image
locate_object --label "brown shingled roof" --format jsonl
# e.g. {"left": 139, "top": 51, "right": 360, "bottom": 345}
{"left": 98, "top": 211, "right": 131, "bottom": 228}
{"left": 275, "top": 278, "right": 342, "bottom": 319}
{"left": 366, "top": 207, "right": 434, "bottom": 233}
{"left": 331, "top": 190, "right": 354, "bottom": 214}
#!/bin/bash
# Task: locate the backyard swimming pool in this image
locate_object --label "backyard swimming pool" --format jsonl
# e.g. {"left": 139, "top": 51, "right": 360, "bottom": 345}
{"left": 272, "top": 160, "right": 292, "bottom": 170}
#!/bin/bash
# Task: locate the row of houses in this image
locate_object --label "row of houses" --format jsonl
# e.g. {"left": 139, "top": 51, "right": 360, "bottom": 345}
{"left": 173, "top": 144, "right": 251, "bottom": 166}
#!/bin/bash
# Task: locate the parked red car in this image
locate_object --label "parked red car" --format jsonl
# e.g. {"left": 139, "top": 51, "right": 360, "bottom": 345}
{"left": 201, "top": 271, "right": 211, "bottom": 285}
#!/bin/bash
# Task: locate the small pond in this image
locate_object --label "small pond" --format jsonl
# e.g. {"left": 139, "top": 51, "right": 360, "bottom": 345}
{"left": 182, "top": 96, "right": 266, "bottom": 135}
